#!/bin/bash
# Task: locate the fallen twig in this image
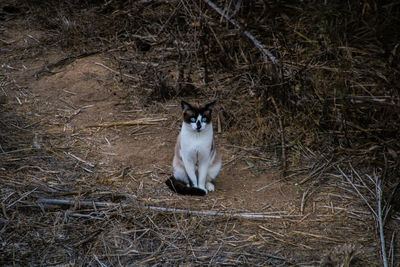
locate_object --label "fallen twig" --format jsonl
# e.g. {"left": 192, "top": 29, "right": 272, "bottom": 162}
{"left": 202, "top": 0, "right": 288, "bottom": 74}
{"left": 270, "top": 96, "right": 287, "bottom": 176}
{"left": 95, "top": 62, "right": 139, "bottom": 81}
{"left": 65, "top": 152, "right": 95, "bottom": 168}
{"left": 37, "top": 199, "right": 294, "bottom": 220}
{"left": 146, "top": 206, "right": 288, "bottom": 219}
{"left": 256, "top": 176, "right": 286, "bottom": 192}
{"left": 59, "top": 98, "right": 78, "bottom": 110}
{"left": 86, "top": 118, "right": 167, "bottom": 128}
{"left": 377, "top": 179, "right": 388, "bottom": 267}
{"left": 337, "top": 166, "right": 377, "bottom": 218}
{"left": 38, "top": 199, "right": 118, "bottom": 208}
{"left": 389, "top": 231, "right": 395, "bottom": 267}
{"left": 292, "top": 230, "right": 340, "bottom": 242}
{"left": 7, "top": 188, "right": 37, "bottom": 209}
{"left": 339, "top": 167, "right": 390, "bottom": 266}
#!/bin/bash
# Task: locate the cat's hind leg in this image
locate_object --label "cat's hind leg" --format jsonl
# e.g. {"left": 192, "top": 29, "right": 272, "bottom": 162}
{"left": 206, "top": 158, "right": 222, "bottom": 192}
{"left": 173, "top": 165, "right": 189, "bottom": 186}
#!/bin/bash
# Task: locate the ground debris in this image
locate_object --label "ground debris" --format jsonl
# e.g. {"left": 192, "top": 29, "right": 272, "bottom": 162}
{"left": 0, "top": 0, "right": 398, "bottom": 265}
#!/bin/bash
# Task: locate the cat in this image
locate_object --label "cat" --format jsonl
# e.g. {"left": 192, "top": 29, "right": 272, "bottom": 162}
{"left": 166, "top": 100, "right": 221, "bottom": 195}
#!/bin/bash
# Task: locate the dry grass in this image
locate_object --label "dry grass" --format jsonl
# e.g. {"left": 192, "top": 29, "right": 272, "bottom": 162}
{"left": 1, "top": 0, "right": 399, "bottom": 265}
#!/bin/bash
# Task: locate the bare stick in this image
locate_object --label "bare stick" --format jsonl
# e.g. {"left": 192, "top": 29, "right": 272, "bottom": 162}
{"left": 337, "top": 166, "right": 377, "bottom": 218}
{"left": 59, "top": 98, "right": 78, "bottom": 110}
{"left": 95, "top": 62, "right": 139, "bottom": 81}
{"left": 65, "top": 152, "right": 95, "bottom": 168}
{"left": 69, "top": 213, "right": 105, "bottom": 221}
{"left": 93, "top": 254, "right": 108, "bottom": 267}
{"left": 389, "top": 231, "right": 395, "bottom": 267}
{"left": 377, "top": 179, "right": 388, "bottom": 267}
{"left": 292, "top": 230, "right": 340, "bottom": 242}
{"left": 270, "top": 96, "right": 287, "bottom": 176}
{"left": 37, "top": 199, "right": 295, "bottom": 220}
{"left": 38, "top": 199, "right": 118, "bottom": 208}
{"left": 202, "top": 0, "right": 285, "bottom": 71}
{"left": 86, "top": 118, "right": 167, "bottom": 128}
{"left": 146, "top": 206, "right": 288, "bottom": 219}
{"left": 7, "top": 188, "right": 37, "bottom": 209}
{"left": 300, "top": 188, "right": 309, "bottom": 215}
{"left": 256, "top": 177, "right": 286, "bottom": 192}
{"left": 217, "top": 113, "right": 222, "bottom": 133}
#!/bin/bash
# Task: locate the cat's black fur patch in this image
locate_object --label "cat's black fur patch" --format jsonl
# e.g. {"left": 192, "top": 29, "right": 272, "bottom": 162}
{"left": 181, "top": 100, "right": 215, "bottom": 124}
{"left": 165, "top": 176, "right": 207, "bottom": 196}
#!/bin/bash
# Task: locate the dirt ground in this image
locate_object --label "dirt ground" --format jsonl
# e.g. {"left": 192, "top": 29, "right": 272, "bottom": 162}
{"left": 17, "top": 48, "right": 298, "bottom": 214}
{"left": 0, "top": 3, "right": 388, "bottom": 266}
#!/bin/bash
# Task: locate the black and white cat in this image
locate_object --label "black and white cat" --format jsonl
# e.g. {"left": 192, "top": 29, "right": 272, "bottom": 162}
{"left": 166, "top": 100, "right": 221, "bottom": 195}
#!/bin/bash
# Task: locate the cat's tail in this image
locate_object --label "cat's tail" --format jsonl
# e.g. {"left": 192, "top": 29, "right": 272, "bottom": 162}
{"left": 165, "top": 176, "right": 207, "bottom": 196}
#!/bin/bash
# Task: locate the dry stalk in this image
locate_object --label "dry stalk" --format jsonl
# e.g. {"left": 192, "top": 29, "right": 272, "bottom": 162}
{"left": 389, "top": 231, "right": 395, "bottom": 267}
{"left": 270, "top": 96, "right": 286, "bottom": 176}
{"left": 37, "top": 199, "right": 291, "bottom": 220}
{"left": 95, "top": 62, "right": 139, "bottom": 81}
{"left": 201, "top": 0, "right": 288, "bottom": 75}
{"left": 376, "top": 178, "right": 388, "bottom": 267}
{"left": 86, "top": 118, "right": 167, "bottom": 128}
{"left": 337, "top": 166, "right": 377, "bottom": 218}
{"left": 59, "top": 97, "right": 78, "bottom": 110}
{"left": 65, "top": 152, "right": 95, "bottom": 167}
{"left": 2, "top": 1, "right": 398, "bottom": 265}
{"left": 217, "top": 113, "right": 222, "bottom": 133}
{"left": 7, "top": 188, "right": 37, "bottom": 209}
{"left": 338, "top": 166, "right": 390, "bottom": 266}
{"left": 292, "top": 230, "right": 340, "bottom": 242}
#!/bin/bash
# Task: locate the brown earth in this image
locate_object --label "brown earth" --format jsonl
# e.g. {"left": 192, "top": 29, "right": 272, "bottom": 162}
{"left": 29, "top": 53, "right": 297, "bottom": 213}
{"left": 0, "top": 3, "right": 383, "bottom": 266}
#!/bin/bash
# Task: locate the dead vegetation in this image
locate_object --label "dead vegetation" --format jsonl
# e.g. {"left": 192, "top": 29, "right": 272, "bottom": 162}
{"left": 1, "top": 0, "right": 399, "bottom": 266}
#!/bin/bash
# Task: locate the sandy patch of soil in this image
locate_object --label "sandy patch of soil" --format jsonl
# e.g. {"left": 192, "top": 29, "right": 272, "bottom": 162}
{"left": 25, "top": 54, "right": 299, "bottom": 214}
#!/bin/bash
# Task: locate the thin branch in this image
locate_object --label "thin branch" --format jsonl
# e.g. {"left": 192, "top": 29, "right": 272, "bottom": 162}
{"left": 7, "top": 188, "right": 37, "bottom": 209}
{"left": 95, "top": 62, "right": 139, "bottom": 81}
{"left": 377, "top": 179, "right": 388, "bottom": 267}
{"left": 65, "top": 152, "right": 95, "bottom": 168}
{"left": 86, "top": 118, "right": 167, "bottom": 128}
{"left": 146, "top": 206, "right": 288, "bottom": 219}
{"left": 37, "top": 199, "right": 294, "bottom": 220}
{"left": 202, "top": 0, "right": 286, "bottom": 72}
{"left": 389, "top": 231, "right": 395, "bottom": 267}
{"left": 337, "top": 166, "right": 377, "bottom": 218}
{"left": 37, "top": 199, "right": 118, "bottom": 208}
{"left": 270, "top": 96, "right": 287, "bottom": 176}
{"left": 59, "top": 98, "right": 79, "bottom": 110}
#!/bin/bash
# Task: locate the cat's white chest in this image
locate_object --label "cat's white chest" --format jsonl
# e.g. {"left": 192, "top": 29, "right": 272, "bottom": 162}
{"left": 179, "top": 124, "right": 212, "bottom": 161}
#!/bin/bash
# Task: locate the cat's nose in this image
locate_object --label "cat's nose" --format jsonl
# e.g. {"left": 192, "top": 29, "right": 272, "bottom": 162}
{"left": 196, "top": 121, "right": 201, "bottom": 129}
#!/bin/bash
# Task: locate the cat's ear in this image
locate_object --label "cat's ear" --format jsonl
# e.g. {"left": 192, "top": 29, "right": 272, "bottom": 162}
{"left": 181, "top": 100, "right": 192, "bottom": 111}
{"left": 205, "top": 100, "right": 216, "bottom": 110}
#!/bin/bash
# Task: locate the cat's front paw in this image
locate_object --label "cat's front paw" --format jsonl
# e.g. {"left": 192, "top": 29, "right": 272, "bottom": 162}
{"left": 195, "top": 186, "right": 208, "bottom": 194}
{"left": 206, "top": 182, "right": 215, "bottom": 192}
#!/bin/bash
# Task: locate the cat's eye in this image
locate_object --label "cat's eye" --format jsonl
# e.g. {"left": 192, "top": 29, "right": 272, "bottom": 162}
{"left": 202, "top": 117, "right": 207, "bottom": 122}
{"left": 190, "top": 117, "right": 196, "bottom": 122}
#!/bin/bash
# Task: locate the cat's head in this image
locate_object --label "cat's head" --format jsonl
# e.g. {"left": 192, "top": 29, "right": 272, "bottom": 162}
{"left": 181, "top": 100, "right": 216, "bottom": 132}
